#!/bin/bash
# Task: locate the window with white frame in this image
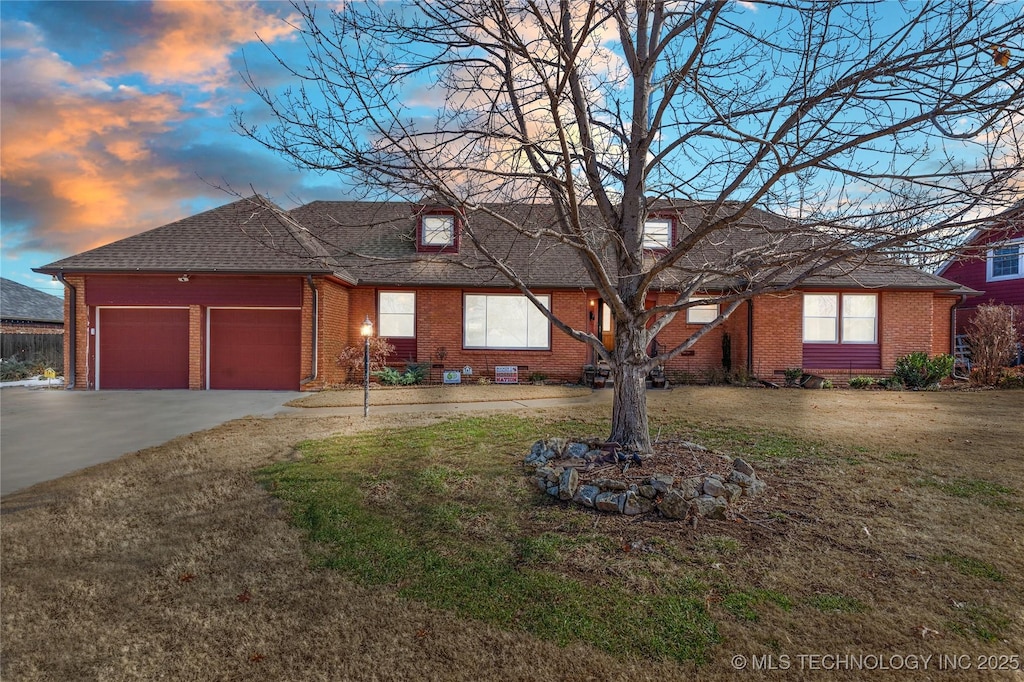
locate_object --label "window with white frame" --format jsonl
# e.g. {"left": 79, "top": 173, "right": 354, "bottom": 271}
{"left": 642, "top": 218, "right": 672, "bottom": 250}
{"left": 464, "top": 294, "right": 550, "bottom": 349}
{"left": 987, "top": 240, "right": 1023, "bottom": 281}
{"left": 803, "top": 293, "right": 877, "bottom": 344}
{"left": 378, "top": 291, "right": 415, "bottom": 338}
{"left": 686, "top": 299, "right": 719, "bottom": 324}
{"left": 421, "top": 214, "right": 455, "bottom": 246}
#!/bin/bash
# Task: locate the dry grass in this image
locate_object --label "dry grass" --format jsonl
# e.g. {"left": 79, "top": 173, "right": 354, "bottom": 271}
{"left": 286, "top": 383, "right": 591, "bottom": 408}
{"left": 2, "top": 387, "right": 1022, "bottom": 681}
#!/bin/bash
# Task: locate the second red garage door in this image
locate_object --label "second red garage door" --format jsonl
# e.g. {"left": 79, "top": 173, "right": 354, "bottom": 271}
{"left": 209, "top": 308, "right": 301, "bottom": 390}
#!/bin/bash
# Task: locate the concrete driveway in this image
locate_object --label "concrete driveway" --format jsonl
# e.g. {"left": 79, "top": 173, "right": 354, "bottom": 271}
{"left": 0, "top": 388, "right": 301, "bottom": 496}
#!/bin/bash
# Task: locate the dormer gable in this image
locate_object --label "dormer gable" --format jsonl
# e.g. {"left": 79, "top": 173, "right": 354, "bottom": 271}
{"left": 415, "top": 206, "right": 461, "bottom": 253}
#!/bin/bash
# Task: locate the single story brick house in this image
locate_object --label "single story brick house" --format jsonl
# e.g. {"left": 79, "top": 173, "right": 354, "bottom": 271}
{"left": 36, "top": 197, "right": 965, "bottom": 390}
{"left": 1, "top": 278, "right": 64, "bottom": 335}
{"left": 935, "top": 205, "right": 1024, "bottom": 335}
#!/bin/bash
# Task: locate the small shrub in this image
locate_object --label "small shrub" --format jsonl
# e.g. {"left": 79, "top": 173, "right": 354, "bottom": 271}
{"left": 529, "top": 371, "right": 548, "bottom": 384}
{"left": 997, "top": 366, "right": 1024, "bottom": 389}
{"left": 338, "top": 338, "right": 395, "bottom": 375}
{"left": 821, "top": 378, "right": 833, "bottom": 389}
{"left": 374, "top": 361, "right": 427, "bottom": 386}
{"left": 848, "top": 376, "right": 875, "bottom": 389}
{"left": 966, "top": 304, "right": 1021, "bottom": 386}
{"left": 892, "top": 352, "right": 953, "bottom": 389}
{"left": 783, "top": 367, "right": 803, "bottom": 387}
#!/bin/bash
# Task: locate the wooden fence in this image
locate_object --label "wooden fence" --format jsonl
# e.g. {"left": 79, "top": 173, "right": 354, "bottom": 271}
{"left": 1, "top": 333, "right": 64, "bottom": 367}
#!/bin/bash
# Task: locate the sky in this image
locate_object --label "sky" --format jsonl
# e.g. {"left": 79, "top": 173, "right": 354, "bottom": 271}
{"left": 1, "top": 1, "right": 341, "bottom": 297}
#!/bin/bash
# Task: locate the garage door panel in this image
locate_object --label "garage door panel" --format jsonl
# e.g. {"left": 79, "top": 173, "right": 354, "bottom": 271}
{"left": 210, "top": 309, "right": 301, "bottom": 390}
{"left": 99, "top": 308, "right": 189, "bottom": 389}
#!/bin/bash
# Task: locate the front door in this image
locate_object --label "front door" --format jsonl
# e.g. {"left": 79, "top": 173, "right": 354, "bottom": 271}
{"left": 598, "top": 300, "right": 615, "bottom": 351}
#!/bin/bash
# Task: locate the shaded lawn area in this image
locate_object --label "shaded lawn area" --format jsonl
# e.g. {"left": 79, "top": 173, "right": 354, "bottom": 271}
{"left": 258, "top": 406, "right": 1023, "bottom": 668}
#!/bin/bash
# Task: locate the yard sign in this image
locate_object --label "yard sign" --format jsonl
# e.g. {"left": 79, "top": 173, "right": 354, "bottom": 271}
{"left": 494, "top": 365, "right": 519, "bottom": 384}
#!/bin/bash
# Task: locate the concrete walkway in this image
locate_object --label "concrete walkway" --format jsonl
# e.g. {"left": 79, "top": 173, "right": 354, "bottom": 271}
{"left": 1, "top": 388, "right": 610, "bottom": 496}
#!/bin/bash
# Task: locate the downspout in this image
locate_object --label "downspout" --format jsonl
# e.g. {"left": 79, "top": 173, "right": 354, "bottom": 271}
{"left": 301, "top": 275, "right": 319, "bottom": 386}
{"left": 746, "top": 299, "right": 754, "bottom": 377}
{"left": 951, "top": 292, "right": 968, "bottom": 354}
{"left": 56, "top": 273, "right": 76, "bottom": 389}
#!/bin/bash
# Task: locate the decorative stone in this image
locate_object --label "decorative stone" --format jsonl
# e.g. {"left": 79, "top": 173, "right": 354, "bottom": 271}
{"left": 558, "top": 467, "right": 579, "bottom": 501}
{"left": 534, "top": 476, "right": 550, "bottom": 492}
{"left": 572, "top": 485, "right": 600, "bottom": 508}
{"left": 733, "top": 457, "right": 755, "bottom": 477}
{"left": 547, "top": 437, "right": 567, "bottom": 455}
{"left": 565, "top": 442, "right": 590, "bottom": 459}
{"left": 622, "top": 491, "right": 654, "bottom": 516}
{"left": 595, "top": 492, "right": 625, "bottom": 513}
{"left": 593, "top": 478, "right": 628, "bottom": 491}
{"left": 728, "top": 470, "right": 766, "bottom": 497}
{"left": 546, "top": 484, "right": 560, "bottom": 497}
{"left": 677, "top": 476, "right": 705, "bottom": 499}
{"left": 649, "top": 474, "right": 675, "bottom": 493}
{"left": 638, "top": 484, "right": 657, "bottom": 499}
{"left": 703, "top": 477, "right": 728, "bottom": 498}
{"left": 657, "top": 489, "right": 690, "bottom": 519}
{"left": 723, "top": 482, "right": 743, "bottom": 503}
{"left": 690, "top": 494, "right": 728, "bottom": 519}
{"left": 563, "top": 457, "right": 586, "bottom": 469}
{"left": 584, "top": 449, "right": 604, "bottom": 462}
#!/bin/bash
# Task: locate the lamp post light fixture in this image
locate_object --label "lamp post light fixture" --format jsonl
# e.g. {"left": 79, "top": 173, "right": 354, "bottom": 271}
{"left": 360, "top": 315, "right": 373, "bottom": 417}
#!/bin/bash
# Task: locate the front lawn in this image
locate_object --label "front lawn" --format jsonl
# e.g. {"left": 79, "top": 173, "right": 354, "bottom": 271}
{"left": 258, "top": 404, "right": 1023, "bottom": 668}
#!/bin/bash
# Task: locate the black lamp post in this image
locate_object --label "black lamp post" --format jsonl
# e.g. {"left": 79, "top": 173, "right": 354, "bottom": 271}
{"left": 360, "top": 315, "right": 373, "bottom": 417}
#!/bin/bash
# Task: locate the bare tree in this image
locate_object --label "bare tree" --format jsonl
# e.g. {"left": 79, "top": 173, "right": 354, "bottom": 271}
{"left": 237, "top": 0, "right": 1023, "bottom": 451}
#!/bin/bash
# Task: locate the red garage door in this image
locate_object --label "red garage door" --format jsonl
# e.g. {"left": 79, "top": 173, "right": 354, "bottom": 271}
{"left": 99, "top": 308, "right": 189, "bottom": 389}
{"left": 209, "top": 309, "right": 301, "bottom": 390}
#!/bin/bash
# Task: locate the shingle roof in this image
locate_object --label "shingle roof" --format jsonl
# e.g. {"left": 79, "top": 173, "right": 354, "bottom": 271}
{"left": 0, "top": 278, "right": 64, "bottom": 323}
{"left": 36, "top": 197, "right": 355, "bottom": 282}
{"left": 37, "top": 197, "right": 962, "bottom": 293}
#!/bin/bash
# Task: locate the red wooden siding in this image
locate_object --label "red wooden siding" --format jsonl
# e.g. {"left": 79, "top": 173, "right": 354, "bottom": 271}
{"left": 98, "top": 308, "right": 189, "bottom": 389}
{"left": 209, "top": 309, "right": 301, "bottom": 390}
{"left": 386, "top": 337, "right": 418, "bottom": 363}
{"left": 802, "top": 343, "right": 881, "bottom": 369}
{"left": 86, "top": 274, "right": 302, "bottom": 307}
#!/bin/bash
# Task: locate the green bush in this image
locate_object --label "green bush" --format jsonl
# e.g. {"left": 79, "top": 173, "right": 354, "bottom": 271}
{"left": 892, "top": 352, "right": 954, "bottom": 389}
{"left": 848, "top": 376, "right": 875, "bottom": 389}
{"left": 997, "top": 366, "right": 1024, "bottom": 389}
{"left": 374, "top": 362, "right": 427, "bottom": 386}
{"left": 783, "top": 367, "right": 803, "bottom": 387}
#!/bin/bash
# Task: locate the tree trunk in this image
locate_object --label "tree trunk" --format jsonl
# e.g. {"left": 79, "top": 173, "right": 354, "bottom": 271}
{"left": 609, "top": 361, "right": 651, "bottom": 453}
{"left": 608, "top": 320, "right": 652, "bottom": 453}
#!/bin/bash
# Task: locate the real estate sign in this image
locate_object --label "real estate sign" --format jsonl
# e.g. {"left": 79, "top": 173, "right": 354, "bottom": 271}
{"left": 494, "top": 365, "right": 519, "bottom": 384}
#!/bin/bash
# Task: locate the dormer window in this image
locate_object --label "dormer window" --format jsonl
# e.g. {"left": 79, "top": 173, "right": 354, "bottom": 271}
{"left": 422, "top": 215, "right": 454, "bottom": 246}
{"left": 642, "top": 218, "right": 672, "bottom": 250}
{"left": 417, "top": 211, "right": 460, "bottom": 252}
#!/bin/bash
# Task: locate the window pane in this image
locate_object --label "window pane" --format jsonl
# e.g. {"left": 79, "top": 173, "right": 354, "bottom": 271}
{"left": 843, "top": 318, "right": 876, "bottom": 343}
{"left": 992, "top": 245, "right": 1020, "bottom": 277}
{"left": 464, "top": 295, "right": 486, "bottom": 347}
{"left": 803, "top": 294, "right": 838, "bottom": 342}
{"left": 805, "top": 318, "right": 837, "bottom": 343}
{"left": 379, "top": 292, "right": 415, "bottom": 337}
{"left": 487, "top": 296, "right": 528, "bottom": 347}
{"left": 643, "top": 219, "right": 671, "bottom": 249}
{"left": 842, "top": 294, "right": 876, "bottom": 343}
{"left": 463, "top": 294, "right": 549, "bottom": 349}
{"left": 423, "top": 215, "right": 454, "bottom": 245}
{"left": 687, "top": 303, "right": 718, "bottom": 324}
{"left": 805, "top": 294, "right": 837, "bottom": 317}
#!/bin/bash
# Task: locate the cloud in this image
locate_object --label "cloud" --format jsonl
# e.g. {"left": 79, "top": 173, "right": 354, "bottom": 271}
{"left": 113, "top": 1, "right": 298, "bottom": 90}
{"left": 0, "top": 2, "right": 304, "bottom": 263}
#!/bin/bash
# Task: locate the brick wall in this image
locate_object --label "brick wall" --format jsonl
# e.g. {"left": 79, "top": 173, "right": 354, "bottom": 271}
{"left": 750, "top": 292, "right": 804, "bottom": 378}
{"left": 932, "top": 295, "right": 958, "bottom": 356}
{"left": 879, "top": 291, "right": 934, "bottom": 368}
{"left": 304, "top": 278, "right": 351, "bottom": 389}
{"left": 649, "top": 291, "right": 745, "bottom": 380}
{"left": 64, "top": 275, "right": 89, "bottom": 389}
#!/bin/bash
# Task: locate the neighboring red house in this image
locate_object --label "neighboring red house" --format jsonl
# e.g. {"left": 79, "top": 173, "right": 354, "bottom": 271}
{"left": 936, "top": 205, "right": 1024, "bottom": 335}
{"left": 36, "top": 197, "right": 965, "bottom": 390}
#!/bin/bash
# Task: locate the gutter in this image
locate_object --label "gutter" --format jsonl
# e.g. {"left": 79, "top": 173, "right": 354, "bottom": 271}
{"left": 301, "top": 275, "right": 319, "bottom": 386}
{"left": 56, "top": 273, "right": 76, "bottom": 389}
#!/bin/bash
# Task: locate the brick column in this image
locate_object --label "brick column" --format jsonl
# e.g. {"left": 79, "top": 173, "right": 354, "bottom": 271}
{"left": 188, "top": 304, "right": 204, "bottom": 390}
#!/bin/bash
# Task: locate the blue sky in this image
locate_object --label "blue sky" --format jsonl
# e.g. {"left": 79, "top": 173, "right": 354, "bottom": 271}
{"left": 0, "top": 1, "right": 340, "bottom": 297}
